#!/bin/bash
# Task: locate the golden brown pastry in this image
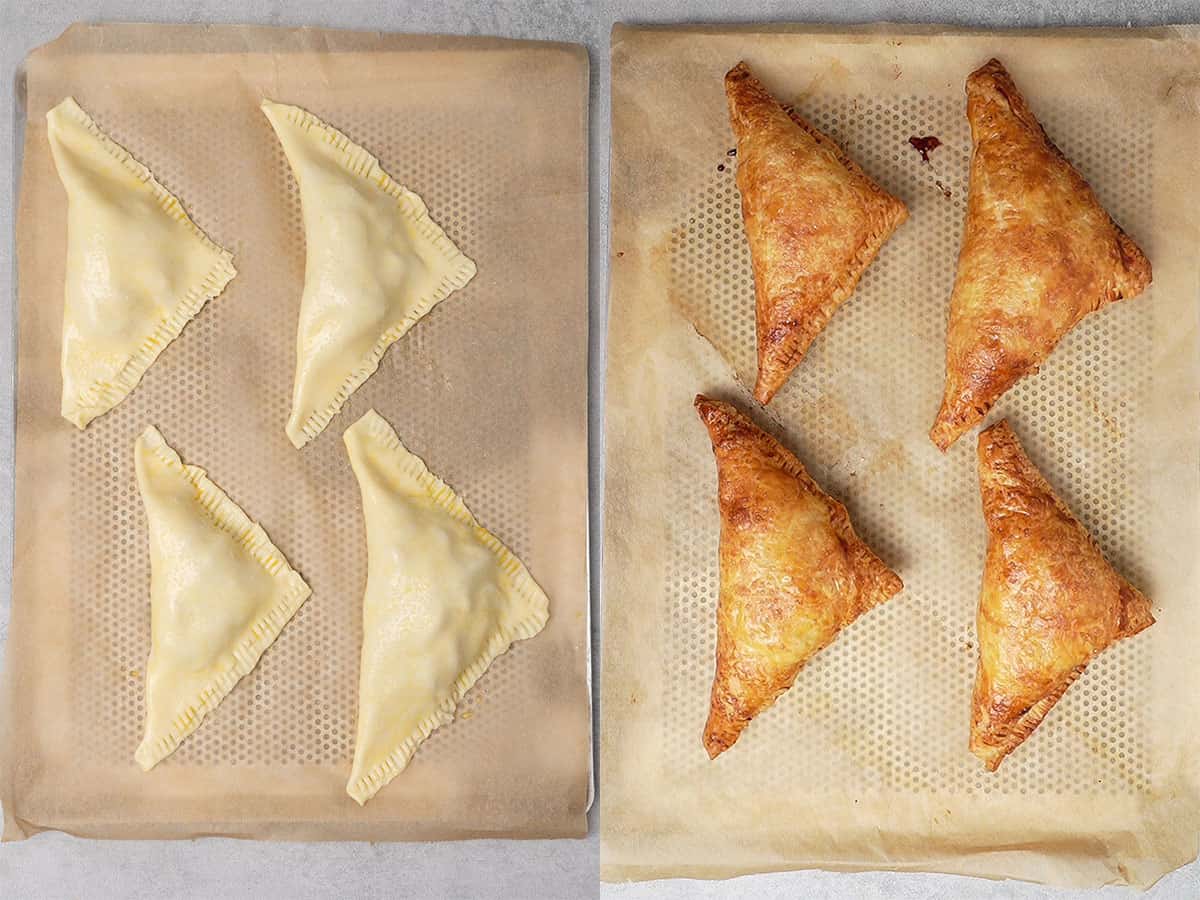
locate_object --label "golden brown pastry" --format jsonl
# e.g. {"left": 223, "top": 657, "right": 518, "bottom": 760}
{"left": 971, "top": 420, "right": 1154, "bottom": 770}
{"left": 931, "top": 59, "right": 1152, "bottom": 451}
{"left": 695, "top": 395, "right": 903, "bottom": 757}
{"left": 725, "top": 62, "right": 908, "bottom": 405}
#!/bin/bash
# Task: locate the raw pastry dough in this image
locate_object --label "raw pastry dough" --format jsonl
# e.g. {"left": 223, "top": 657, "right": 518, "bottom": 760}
{"left": 971, "top": 420, "right": 1154, "bottom": 771}
{"left": 930, "top": 60, "right": 1152, "bottom": 450}
{"left": 695, "top": 395, "right": 903, "bottom": 758}
{"left": 343, "top": 409, "right": 549, "bottom": 804}
{"left": 725, "top": 62, "right": 908, "bottom": 405}
{"left": 262, "top": 101, "right": 477, "bottom": 448}
{"left": 47, "top": 98, "right": 236, "bottom": 429}
{"left": 134, "top": 426, "right": 311, "bottom": 770}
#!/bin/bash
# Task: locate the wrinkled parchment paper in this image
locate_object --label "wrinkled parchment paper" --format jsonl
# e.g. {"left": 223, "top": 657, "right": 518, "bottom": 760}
{"left": 601, "top": 24, "right": 1200, "bottom": 887}
{"left": 3, "top": 23, "right": 590, "bottom": 841}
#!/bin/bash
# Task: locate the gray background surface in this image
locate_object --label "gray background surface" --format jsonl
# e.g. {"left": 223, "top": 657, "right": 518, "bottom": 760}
{"left": 1, "top": 1, "right": 1198, "bottom": 898}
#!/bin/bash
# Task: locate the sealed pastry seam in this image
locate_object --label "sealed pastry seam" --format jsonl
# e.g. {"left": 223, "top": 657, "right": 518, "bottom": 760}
{"left": 344, "top": 410, "right": 548, "bottom": 804}
{"left": 974, "top": 664, "right": 1086, "bottom": 770}
{"left": 263, "top": 102, "right": 477, "bottom": 448}
{"left": 134, "top": 427, "right": 311, "bottom": 770}
{"left": 68, "top": 262, "right": 236, "bottom": 428}
{"left": 49, "top": 98, "right": 237, "bottom": 428}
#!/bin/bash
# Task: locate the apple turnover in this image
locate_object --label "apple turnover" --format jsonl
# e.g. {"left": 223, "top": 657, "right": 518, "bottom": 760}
{"left": 262, "top": 101, "right": 477, "bottom": 448}
{"left": 47, "top": 98, "right": 236, "bottom": 429}
{"left": 971, "top": 420, "right": 1154, "bottom": 770}
{"left": 695, "top": 395, "right": 902, "bottom": 758}
{"left": 725, "top": 62, "right": 908, "bottom": 405}
{"left": 134, "top": 427, "right": 311, "bottom": 770}
{"left": 931, "top": 60, "right": 1152, "bottom": 450}
{"left": 343, "top": 410, "right": 549, "bottom": 804}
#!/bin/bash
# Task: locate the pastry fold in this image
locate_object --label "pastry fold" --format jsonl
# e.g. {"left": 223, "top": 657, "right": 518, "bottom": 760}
{"left": 343, "top": 410, "right": 549, "bottom": 804}
{"left": 931, "top": 59, "right": 1152, "bottom": 450}
{"left": 47, "top": 98, "right": 236, "bottom": 429}
{"left": 971, "top": 420, "right": 1154, "bottom": 770}
{"left": 134, "top": 426, "right": 311, "bottom": 770}
{"left": 725, "top": 62, "right": 907, "bottom": 405}
{"left": 262, "top": 101, "right": 477, "bottom": 448}
{"left": 695, "top": 395, "right": 902, "bottom": 758}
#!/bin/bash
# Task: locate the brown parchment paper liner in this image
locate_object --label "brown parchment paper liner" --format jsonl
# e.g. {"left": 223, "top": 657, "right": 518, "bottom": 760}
{"left": 601, "top": 24, "right": 1200, "bottom": 887}
{"left": 3, "top": 23, "right": 590, "bottom": 842}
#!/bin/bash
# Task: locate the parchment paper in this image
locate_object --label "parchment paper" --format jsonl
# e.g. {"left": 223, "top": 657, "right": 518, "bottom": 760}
{"left": 601, "top": 24, "right": 1200, "bottom": 887}
{"left": 2, "top": 23, "right": 590, "bottom": 842}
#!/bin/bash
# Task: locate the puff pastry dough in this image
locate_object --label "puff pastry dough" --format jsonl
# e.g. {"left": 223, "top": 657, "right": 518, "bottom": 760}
{"left": 134, "top": 426, "right": 311, "bottom": 770}
{"left": 725, "top": 62, "right": 908, "bottom": 405}
{"left": 47, "top": 98, "right": 237, "bottom": 429}
{"left": 971, "top": 420, "right": 1154, "bottom": 770}
{"left": 262, "top": 101, "right": 477, "bottom": 448}
{"left": 931, "top": 60, "right": 1152, "bottom": 450}
{"left": 343, "top": 410, "right": 549, "bottom": 804}
{"left": 695, "top": 395, "right": 903, "bottom": 758}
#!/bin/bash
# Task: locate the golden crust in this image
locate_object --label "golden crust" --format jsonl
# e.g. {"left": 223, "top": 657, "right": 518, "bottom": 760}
{"left": 931, "top": 59, "right": 1152, "bottom": 451}
{"left": 695, "top": 395, "right": 903, "bottom": 758}
{"left": 724, "top": 62, "right": 908, "bottom": 405}
{"left": 970, "top": 420, "right": 1154, "bottom": 770}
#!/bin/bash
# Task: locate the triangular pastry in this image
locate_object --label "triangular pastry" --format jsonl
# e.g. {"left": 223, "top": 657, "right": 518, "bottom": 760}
{"left": 725, "top": 62, "right": 908, "bottom": 405}
{"left": 262, "top": 101, "right": 477, "bottom": 448}
{"left": 971, "top": 420, "right": 1154, "bottom": 770}
{"left": 695, "top": 395, "right": 903, "bottom": 758}
{"left": 931, "top": 60, "right": 1152, "bottom": 450}
{"left": 47, "top": 98, "right": 237, "bottom": 429}
{"left": 343, "top": 410, "right": 549, "bottom": 804}
{"left": 134, "top": 426, "right": 311, "bottom": 770}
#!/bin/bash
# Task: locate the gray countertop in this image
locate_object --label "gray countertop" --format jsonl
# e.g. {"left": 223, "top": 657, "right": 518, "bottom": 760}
{"left": 2, "top": 1, "right": 1199, "bottom": 897}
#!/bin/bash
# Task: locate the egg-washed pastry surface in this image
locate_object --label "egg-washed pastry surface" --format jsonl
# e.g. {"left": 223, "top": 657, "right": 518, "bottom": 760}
{"left": 262, "top": 101, "right": 477, "bottom": 449}
{"left": 343, "top": 409, "right": 549, "bottom": 804}
{"left": 930, "top": 59, "right": 1152, "bottom": 451}
{"left": 695, "top": 395, "right": 903, "bottom": 758}
{"left": 971, "top": 420, "right": 1154, "bottom": 771}
{"left": 46, "top": 98, "right": 236, "bottom": 430}
{"left": 134, "top": 426, "right": 311, "bottom": 771}
{"left": 725, "top": 62, "right": 908, "bottom": 405}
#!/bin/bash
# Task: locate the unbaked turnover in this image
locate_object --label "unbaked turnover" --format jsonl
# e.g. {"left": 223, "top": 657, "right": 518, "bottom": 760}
{"left": 695, "top": 395, "right": 903, "bottom": 758}
{"left": 930, "top": 60, "right": 1152, "bottom": 451}
{"left": 262, "top": 101, "right": 477, "bottom": 448}
{"left": 971, "top": 421, "right": 1154, "bottom": 770}
{"left": 47, "top": 98, "right": 236, "bottom": 429}
{"left": 134, "top": 427, "right": 311, "bottom": 770}
{"left": 343, "top": 410, "right": 549, "bottom": 804}
{"left": 725, "top": 62, "right": 908, "bottom": 405}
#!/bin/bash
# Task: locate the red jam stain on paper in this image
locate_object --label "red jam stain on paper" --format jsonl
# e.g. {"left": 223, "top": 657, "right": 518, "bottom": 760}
{"left": 908, "top": 135, "right": 942, "bottom": 163}
{"left": 908, "top": 135, "right": 952, "bottom": 198}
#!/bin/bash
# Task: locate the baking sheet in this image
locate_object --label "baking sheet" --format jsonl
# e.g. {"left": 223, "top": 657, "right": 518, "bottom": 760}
{"left": 601, "top": 24, "right": 1200, "bottom": 887}
{"left": 3, "top": 22, "right": 590, "bottom": 841}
